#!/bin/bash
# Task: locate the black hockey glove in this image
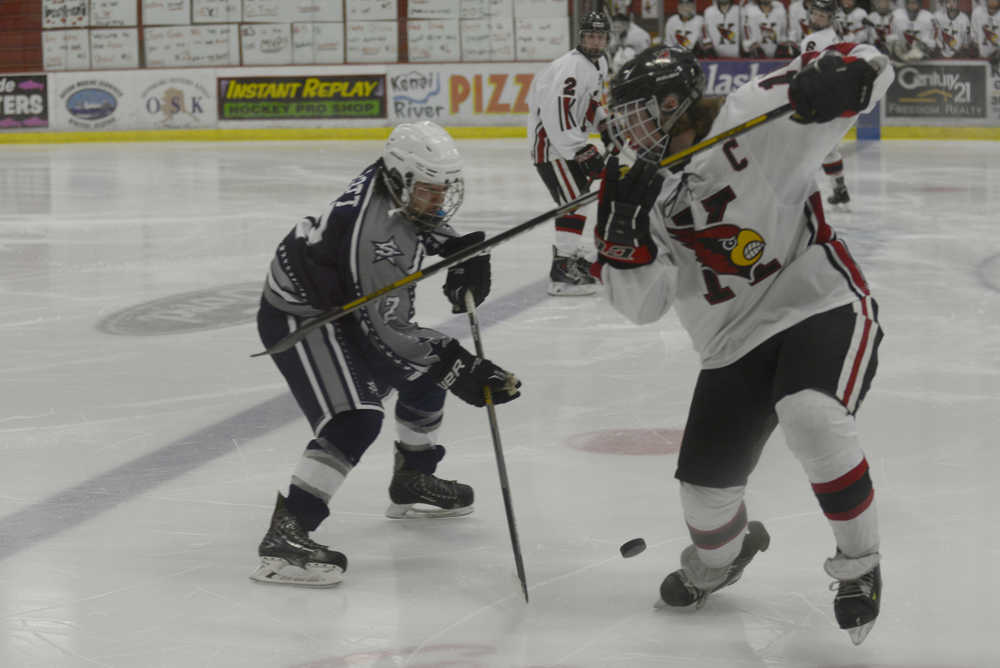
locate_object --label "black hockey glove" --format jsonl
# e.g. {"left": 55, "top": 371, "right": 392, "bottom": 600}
{"left": 574, "top": 144, "right": 606, "bottom": 180}
{"left": 594, "top": 156, "right": 663, "bottom": 270}
{"left": 440, "top": 231, "right": 491, "bottom": 313}
{"left": 789, "top": 53, "right": 878, "bottom": 124}
{"left": 428, "top": 339, "right": 521, "bottom": 408}
{"left": 598, "top": 119, "right": 621, "bottom": 156}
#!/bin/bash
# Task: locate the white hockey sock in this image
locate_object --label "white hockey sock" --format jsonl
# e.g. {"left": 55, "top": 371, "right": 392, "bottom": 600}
{"left": 777, "top": 389, "right": 879, "bottom": 558}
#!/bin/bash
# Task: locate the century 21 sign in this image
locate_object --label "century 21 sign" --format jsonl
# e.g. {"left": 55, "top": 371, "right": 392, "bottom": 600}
{"left": 448, "top": 73, "right": 533, "bottom": 115}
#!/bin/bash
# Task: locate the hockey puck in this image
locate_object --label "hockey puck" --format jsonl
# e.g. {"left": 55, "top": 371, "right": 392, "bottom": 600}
{"left": 619, "top": 537, "right": 646, "bottom": 558}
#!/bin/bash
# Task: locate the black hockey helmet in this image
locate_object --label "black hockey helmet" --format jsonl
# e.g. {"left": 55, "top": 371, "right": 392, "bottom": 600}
{"left": 811, "top": 0, "right": 836, "bottom": 15}
{"left": 577, "top": 11, "right": 611, "bottom": 60}
{"left": 608, "top": 46, "right": 705, "bottom": 164}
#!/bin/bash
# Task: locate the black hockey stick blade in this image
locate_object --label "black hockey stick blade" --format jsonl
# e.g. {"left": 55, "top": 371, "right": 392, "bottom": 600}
{"left": 251, "top": 102, "right": 794, "bottom": 358}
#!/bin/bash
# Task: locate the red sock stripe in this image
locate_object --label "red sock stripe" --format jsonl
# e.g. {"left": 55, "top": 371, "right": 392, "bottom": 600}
{"left": 822, "top": 160, "right": 844, "bottom": 175}
{"left": 812, "top": 458, "right": 869, "bottom": 495}
{"left": 688, "top": 502, "right": 747, "bottom": 551}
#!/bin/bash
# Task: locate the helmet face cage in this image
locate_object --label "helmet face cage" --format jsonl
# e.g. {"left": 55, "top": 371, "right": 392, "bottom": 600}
{"left": 678, "top": 0, "right": 695, "bottom": 20}
{"left": 609, "top": 46, "right": 705, "bottom": 165}
{"left": 382, "top": 121, "right": 465, "bottom": 230}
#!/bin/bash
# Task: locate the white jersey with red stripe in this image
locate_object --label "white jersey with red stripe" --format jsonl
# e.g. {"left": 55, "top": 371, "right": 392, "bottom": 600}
{"left": 865, "top": 10, "right": 895, "bottom": 48}
{"left": 527, "top": 49, "right": 608, "bottom": 164}
{"left": 971, "top": 5, "right": 1000, "bottom": 58}
{"left": 599, "top": 42, "right": 893, "bottom": 369}
{"left": 800, "top": 26, "right": 842, "bottom": 53}
{"left": 788, "top": 0, "right": 811, "bottom": 44}
{"left": 742, "top": 2, "right": 788, "bottom": 57}
{"left": 839, "top": 7, "right": 871, "bottom": 43}
{"left": 704, "top": 2, "right": 743, "bottom": 57}
{"left": 889, "top": 7, "right": 937, "bottom": 52}
{"left": 936, "top": 10, "right": 971, "bottom": 57}
{"left": 664, "top": 14, "right": 707, "bottom": 51}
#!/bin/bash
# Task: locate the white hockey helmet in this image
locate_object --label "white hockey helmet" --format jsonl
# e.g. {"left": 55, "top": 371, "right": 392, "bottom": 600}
{"left": 382, "top": 121, "right": 465, "bottom": 229}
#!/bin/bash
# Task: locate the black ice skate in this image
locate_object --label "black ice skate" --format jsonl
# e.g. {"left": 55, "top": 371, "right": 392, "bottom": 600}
{"left": 249, "top": 493, "right": 347, "bottom": 587}
{"left": 659, "top": 521, "right": 770, "bottom": 608}
{"left": 825, "top": 551, "right": 882, "bottom": 645}
{"left": 548, "top": 246, "right": 598, "bottom": 296}
{"left": 386, "top": 444, "right": 474, "bottom": 519}
{"left": 827, "top": 184, "right": 851, "bottom": 207}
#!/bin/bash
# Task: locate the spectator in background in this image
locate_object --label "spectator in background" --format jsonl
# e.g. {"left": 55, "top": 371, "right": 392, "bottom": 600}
{"left": 664, "top": 0, "right": 710, "bottom": 56}
{"left": 971, "top": 0, "right": 1000, "bottom": 71}
{"left": 888, "top": 0, "right": 937, "bottom": 60}
{"left": 610, "top": 12, "right": 652, "bottom": 74}
{"left": 838, "top": 0, "right": 872, "bottom": 43}
{"left": 866, "top": 0, "right": 896, "bottom": 53}
{"left": 936, "top": 0, "right": 974, "bottom": 57}
{"left": 743, "top": 0, "right": 791, "bottom": 57}
{"left": 704, "top": 0, "right": 744, "bottom": 58}
{"left": 787, "top": 0, "right": 813, "bottom": 53}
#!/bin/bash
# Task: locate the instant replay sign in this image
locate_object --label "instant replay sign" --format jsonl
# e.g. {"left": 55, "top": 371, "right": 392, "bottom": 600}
{"left": 98, "top": 283, "right": 260, "bottom": 336}
{"left": 885, "top": 62, "right": 986, "bottom": 118}
{"left": 217, "top": 74, "right": 386, "bottom": 120}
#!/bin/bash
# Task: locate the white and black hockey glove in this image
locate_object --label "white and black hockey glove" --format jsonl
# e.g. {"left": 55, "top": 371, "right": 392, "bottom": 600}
{"left": 594, "top": 156, "right": 664, "bottom": 270}
{"left": 788, "top": 52, "right": 878, "bottom": 124}
{"left": 575, "top": 144, "right": 606, "bottom": 180}
{"left": 428, "top": 339, "right": 521, "bottom": 408}
{"left": 440, "top": 231, "right": 491, "bottom": 313}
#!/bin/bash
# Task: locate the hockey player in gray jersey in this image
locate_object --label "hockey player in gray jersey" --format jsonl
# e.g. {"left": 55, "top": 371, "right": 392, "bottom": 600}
{"left": 252, "top": 121, "right": 521, "bottom": 587}
{"left": 596, "top": 44, "right": 891, "bottom": 644}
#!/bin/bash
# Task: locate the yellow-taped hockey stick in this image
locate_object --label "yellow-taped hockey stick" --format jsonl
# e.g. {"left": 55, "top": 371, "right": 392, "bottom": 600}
{"left": 252, "top": 102, "right": 795, "bottom": 358}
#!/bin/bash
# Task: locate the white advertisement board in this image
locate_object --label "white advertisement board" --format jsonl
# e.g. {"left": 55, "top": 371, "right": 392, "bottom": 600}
{"left": 387, "top": 61, "right": 545, "bottom": 125}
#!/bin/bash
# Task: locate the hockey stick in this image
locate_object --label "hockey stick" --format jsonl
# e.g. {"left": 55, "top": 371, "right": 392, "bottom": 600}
{"left": 464, "top": 290, "right": 529, "bottom": 603}
{"left": 252, "top": 102, "right": 795, "bottom": 358}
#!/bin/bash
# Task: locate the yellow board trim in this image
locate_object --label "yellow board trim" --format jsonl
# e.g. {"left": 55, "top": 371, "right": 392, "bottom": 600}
{"left": 1, "top": 125, "right": 998, "bottom": 144}
{"left": 0, "top": 126, "right": 526, "bottom": 144}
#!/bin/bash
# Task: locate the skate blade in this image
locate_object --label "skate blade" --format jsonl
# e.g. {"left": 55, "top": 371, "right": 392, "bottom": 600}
{"left": 547, "top": 282, "right": 598, "bottom": 296}
{"left": 847, "top": 621, "right": 875, "bottom": 645}
{"left": 385, "top": 502, "right": 474, "bottom": 519}
{"left": 249, "top": 557, "right": 344, "bottom": 587}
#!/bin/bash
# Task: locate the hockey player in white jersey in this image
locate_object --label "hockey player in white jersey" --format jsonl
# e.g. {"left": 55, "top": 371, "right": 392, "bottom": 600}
{"left": 936, "top": 0, "right": 973, "bottom": 58}
{"left": 889, "top": 0, "right": 937, "bottom": 60}
{"left": 866, "top": 0, "right": 896, "bottom": 54}
{"left": 787, "top": 0, "right": 813, "bottom": 50}
{"left": 610, "top": 11, "right": 652, "bottom": 74}
{"left": 598, "top": 43, "right": 891, "bottom": 644}
{"left": 743, "top": 0, "right": 790, "bottom": 58}
{"left": 704, "top": 0, "right": 743, "bottom": 58}
{"left": 801, "top": 0, "right": 853, "bottom": 207}
{"left": 252, "top": 121, "right": 521, "bottom": 586}
{"left": 838, "top": 0, "right": 871, "bottom": 44}
{"left": 664, "top": 0, "right": 709, "bottom": 55}
{"left": 971, "top": 0, "right": 1000, "bottom": 70}
{"left": 527, "top": 11, "right": 611, "bottom": 296}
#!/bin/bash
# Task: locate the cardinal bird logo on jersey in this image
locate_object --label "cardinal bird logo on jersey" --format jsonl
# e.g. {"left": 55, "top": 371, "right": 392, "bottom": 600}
{"left": 717, "top": 24, "right": 737, "bottom": 43}
{"left": 984, "top": 26, "right": 999, "bottom": 46}
{"left": 668, "top": 224, "right": 766, "bottom": 279}
{"left": 761, "top": 24, "right": 777, "bottom": 43}
{"left": 941, "top": 29, "right": 958, "bottom": 50}
{"left": 675, "top": 30, "right": 693, "bottom": 48}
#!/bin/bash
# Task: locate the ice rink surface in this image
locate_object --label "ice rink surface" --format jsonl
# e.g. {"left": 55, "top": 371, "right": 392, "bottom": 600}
{"left": 1, "top": 137, "right": 998, "bottom": 667}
